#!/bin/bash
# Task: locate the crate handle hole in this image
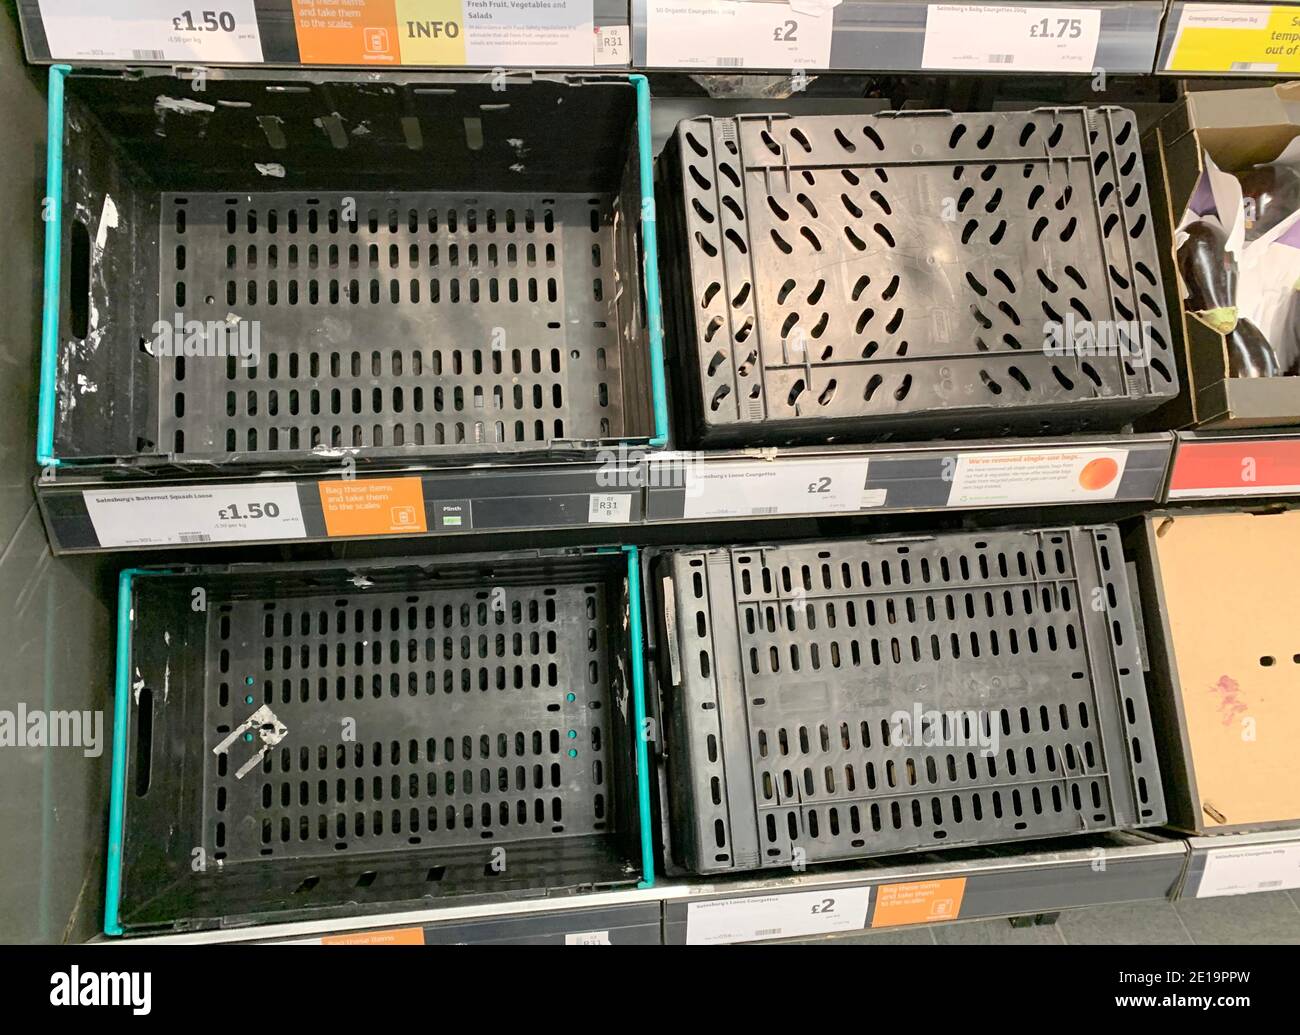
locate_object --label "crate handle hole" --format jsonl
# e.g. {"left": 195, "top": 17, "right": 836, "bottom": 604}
{"left": 293, "top": 876, "right": 320, "bottom": 894}
{"left": 69, "top": 217, "right": 91, "bottom": 340}
{"left": 134, "top": 686, "right": 154, "bottom": 796}
{"left": 463, "top": 116, "right": 484, "bottom": 151}
{"left": 355, "top": 870, "right": 377, "bottom": 888}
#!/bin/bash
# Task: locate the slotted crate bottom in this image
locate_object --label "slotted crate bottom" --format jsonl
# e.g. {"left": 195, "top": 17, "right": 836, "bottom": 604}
{"left": 663, "top": 109, "right": 1179, "bottom": 440}
{"left": 657, "top": 528, "right": 1165, "bottom": 874}
{"left": 206, "top": 583, "right": 614, "bottom": 864}
{"left": 159, "top": 191, "right": 624, "bottom": 457}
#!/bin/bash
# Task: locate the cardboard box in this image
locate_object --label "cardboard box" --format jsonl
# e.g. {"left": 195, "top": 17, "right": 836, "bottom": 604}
{"left": 1131, "top": 509, "right": 1300, "bottom": 834}
{"left": 1145, "top": 83, "right": 1300, "bottom": 429}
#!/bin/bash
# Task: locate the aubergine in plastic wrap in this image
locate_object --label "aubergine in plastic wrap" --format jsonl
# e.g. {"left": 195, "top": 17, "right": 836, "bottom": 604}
{"left": 1225, "top": 318, "right": 1280, "bottom": 378}
{"left": 1177, "top": 220, "right": 1238, "bottom": 335}
{"left": 1237, "top": 164, "right": 1300, "bottom": 243}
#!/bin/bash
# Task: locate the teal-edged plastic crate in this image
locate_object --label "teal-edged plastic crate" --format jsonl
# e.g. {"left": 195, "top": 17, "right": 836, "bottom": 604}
{"left": 107, "top": 547, "right": 655, "bottom": 935}
{"left": 40, "top": 66, "right": 667, "bottom": 469}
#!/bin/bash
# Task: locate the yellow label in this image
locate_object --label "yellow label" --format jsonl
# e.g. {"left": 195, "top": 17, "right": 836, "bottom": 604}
{"left": 1168, "top": 4, "right": 1300, "bottom": 73}
{"left": 394, "top": 0, "right": 467, "bottom": 64}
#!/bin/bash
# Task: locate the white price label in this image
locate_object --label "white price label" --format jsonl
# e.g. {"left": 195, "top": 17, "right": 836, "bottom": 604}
{"left": 37, "top": 0, "right": 264, "bottom": 63}
{"left": 594, "top": 25, "right": 630, "bottom": 64}
{"left": 588, "top": 493, "right": 632, "bottom": 523}
{"left": 683, "top": 458, "right": 872, "bottom": 518}
{"left": 687, "top": 887, "right": 871, "bottom": 944}
{"left": 85, "top": 483, "right": 306, "bottom": 548}
{"left": 922, "top": 4, "right": 1100, "bottom": 72}
{"left": 1197, "top": 842, "right": 1300, "bottom": 898}
{"left": 646, "top": 0, "right": 834, "bottom": 69}
{"left": 945, "top": 449, "right": 1128, "bottom": 507}
{"left": 564, "top": 929, "right": 612, "bottom": 944}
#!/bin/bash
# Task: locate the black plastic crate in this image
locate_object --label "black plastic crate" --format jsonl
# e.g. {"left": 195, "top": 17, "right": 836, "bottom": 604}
{"left": 107, "top": 548, "right": 652, "bottom": 935}
{"left": 658, "top": 108, "right": 1179, "bottom": 445}
{"left": 42, "top": 68, "right": 663, "bottom": 470}
{"left": 651, "top": 527, "right": 1164, "bottom": 875}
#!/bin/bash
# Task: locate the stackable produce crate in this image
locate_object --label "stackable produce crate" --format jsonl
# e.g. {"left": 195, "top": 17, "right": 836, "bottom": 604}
{"left": 651, "top": 527, "right": 1165, "bottom": 874}
{"left": 107, "top": 548, "right": 654, "bottom": 935}
{"left": 658, "top": 108, "right": 1180, "bottom": 445}
{"left": 40, "top": 67, "right": 666, "bottom": 470}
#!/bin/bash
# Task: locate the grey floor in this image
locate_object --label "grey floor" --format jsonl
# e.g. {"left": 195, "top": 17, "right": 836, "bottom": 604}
{"left": 802, "top": 889, "right": 1300, "bottom": 944}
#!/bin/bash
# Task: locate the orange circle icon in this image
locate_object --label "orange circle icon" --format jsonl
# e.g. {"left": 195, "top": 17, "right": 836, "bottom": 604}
{"left": 1078, "top": 457, "right": 1120, "bottom": 491}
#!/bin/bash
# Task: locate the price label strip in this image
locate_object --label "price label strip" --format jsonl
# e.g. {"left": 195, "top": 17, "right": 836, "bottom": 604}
{"left": 682, "top": 457, "right": 879, "bottom": 518}
{"left": 922, "top": 4, "right": 1101, "bottom": 72}
{"left": 686, "top": 887, "right": 871, "bottom": 944}
{"left": 36, "top": 0, "right": 264, "bottom": 62}
{"left": 83, "top": 484, "right": 306, "bottom": 547}
{"left": 1165, "top": 4, "right": 1300, "bottom": 74}
{"left": 645, "top": 0, "right": 835, "bottom": 68}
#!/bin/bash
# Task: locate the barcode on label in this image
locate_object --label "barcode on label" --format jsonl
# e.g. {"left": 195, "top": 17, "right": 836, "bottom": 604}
{"left": 1259, "top": 880, "right": 1283, "bottom": 888}
{"left": 178, "top": 533, "right": 213, "bottom": 543}
{"left": 987, "top": 54, "right": 1014, "bottom": 64}
{"left": 715, "top": 57, "right": 744, "bottom": 66}
{"left": 751, "top": 506, "right": 778, "bottom": 514}
{"left": 1230, "top": 62, "right": 1278, "bottom": 72}
{"left": 754, "top": 927, "right": 782, "bottom": 937}
{"left": 133, "top": 49, "right": 167, "bottom": 60}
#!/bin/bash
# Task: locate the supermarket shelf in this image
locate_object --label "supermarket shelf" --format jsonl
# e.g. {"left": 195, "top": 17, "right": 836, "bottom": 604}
{"left": 1176, "top": 826, "right": 1300, "bottom": 899}
{"left": 34, "top": 433, "right": 1175, "bottom": 554}
{"left": 1167, "top": 430, "right": 1300, "bottom": 500}
{"left": 1157, "top": 2, "right": 1300, "bottom": 77}
{"left": 105, "top": 832, "right": 1186, "bottom": 944}
{"left": 631, "top": 0, "right": 1164, "bottom": 74}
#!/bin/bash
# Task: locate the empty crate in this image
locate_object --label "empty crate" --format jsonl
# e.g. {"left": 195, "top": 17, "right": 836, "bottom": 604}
{"left": 652, "top": 528, "right": 1164, "bottom": 874}
{"left": 41, "top": 67, "right": 664, "bottom": 469}
{"left": 659, "top": 108, "right": 1179, "bottom": 445}
{"left": 107, "top": 548, "right": 653, "bottom": 935}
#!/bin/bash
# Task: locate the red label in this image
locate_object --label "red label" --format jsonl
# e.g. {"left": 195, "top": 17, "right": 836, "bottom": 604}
{"left": 1169, "top": 439, "right": 1300, "bottom": 498}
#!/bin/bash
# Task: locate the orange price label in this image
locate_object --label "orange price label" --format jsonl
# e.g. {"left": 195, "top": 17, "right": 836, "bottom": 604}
{"left": 320, "top": 926, "right": 425, "bottom": 945}
{"left": 318, "top": 477, "right": 427, "bottom": 536}
{"left": 871, "top": 878, "right": 966, "bottom": 928}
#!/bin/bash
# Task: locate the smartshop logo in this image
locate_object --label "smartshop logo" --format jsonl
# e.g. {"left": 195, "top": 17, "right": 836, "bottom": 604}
{"left": 1042, "top": 315, "right": 1156, "bottom": 366}
{"left": 0, "top": 705, "right": 102, "bottom": 758}
{"left": 151, "top": 313, "right": 260, "bottom": 368}
{"left": 50, "top": 967, "right": 151, "bottom": 1015}
{"left": 887, "top": 703, "right": 1000, "bottom": 758}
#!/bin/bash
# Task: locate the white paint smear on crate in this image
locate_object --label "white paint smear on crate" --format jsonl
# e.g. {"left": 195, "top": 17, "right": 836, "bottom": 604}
{"left": 687, "top": 887, "right": 871, "bottom": 944}
{"left": 922, "top": 5, "right": 1100, "bottom": 72}
{"left": 1197, "top": 842, "right": 1300, "bottom": 898}
{"left": 37, "top": 0, "right": 263, "bottom": 63}
{"left": 84, "top": 483, "right": 306, "bottom": 548}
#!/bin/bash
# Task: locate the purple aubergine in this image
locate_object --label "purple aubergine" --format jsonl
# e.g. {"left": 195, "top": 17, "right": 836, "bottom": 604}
{"left": 1177, "top": 220, "right": 1238, "bottom": 334}
{"left": 1225, "top": 317, "right": 1279, "bottom": 378}
{"left": 1237, "top": 164, "right": 1300, "bottom": 243}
